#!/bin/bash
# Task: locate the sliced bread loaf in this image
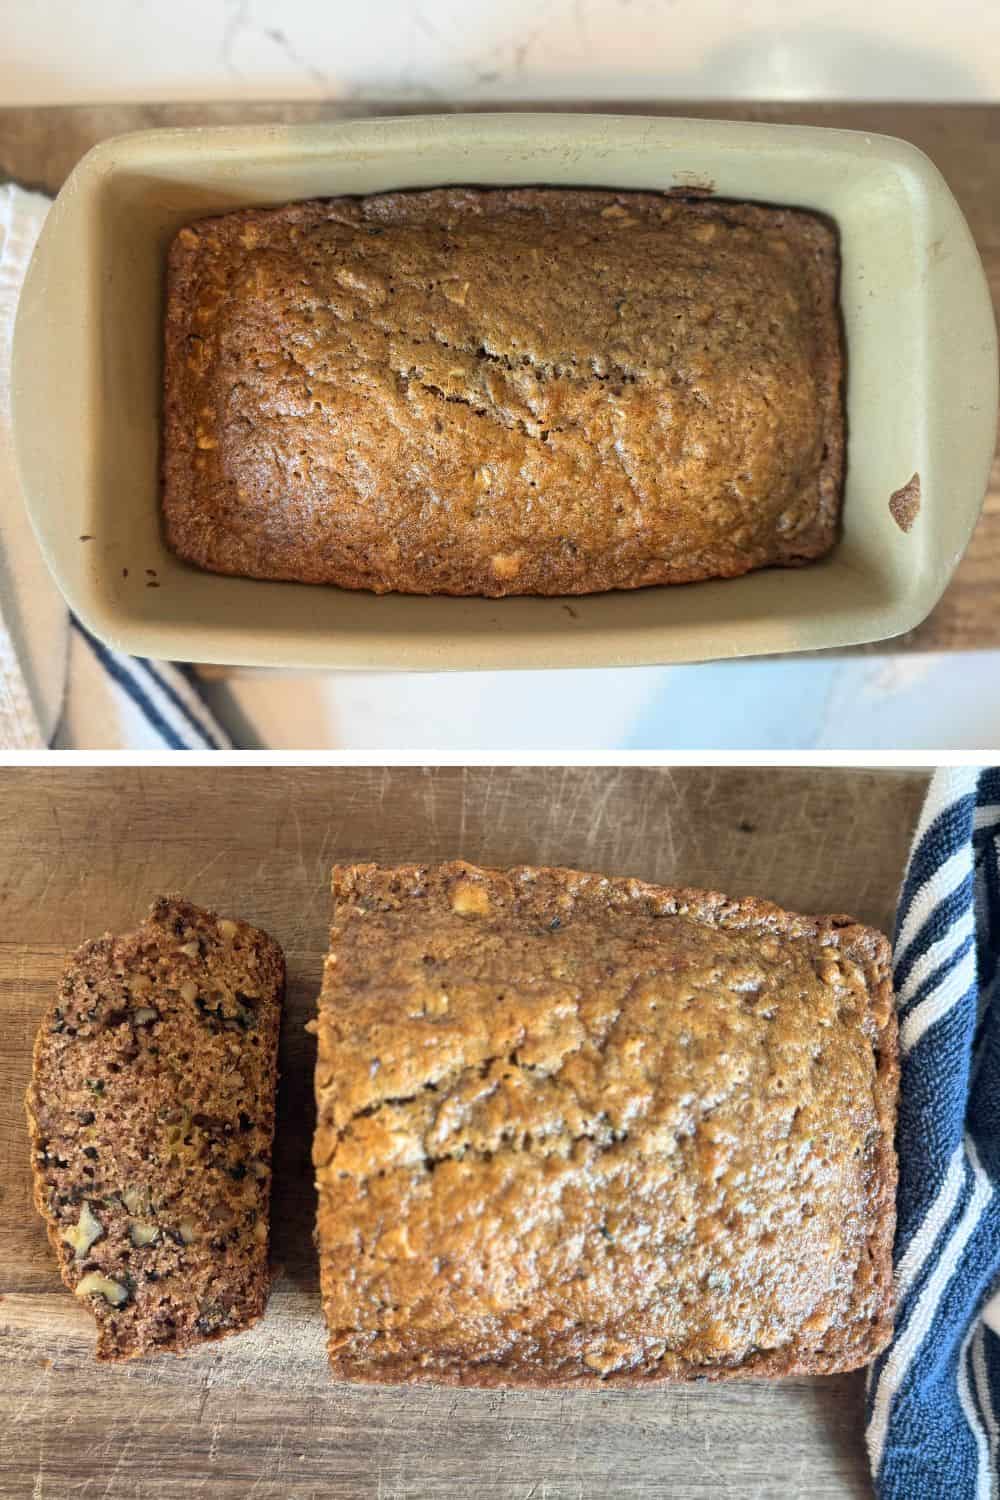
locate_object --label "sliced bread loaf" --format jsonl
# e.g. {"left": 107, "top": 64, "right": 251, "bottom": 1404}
{"left": 26, "top": 896, "right": 284, "bottom": 1360}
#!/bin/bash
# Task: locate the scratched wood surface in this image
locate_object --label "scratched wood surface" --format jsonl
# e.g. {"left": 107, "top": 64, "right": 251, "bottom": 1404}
{"left": 0, "top": 99, "right": 997, "bottom": 656}
{"left": 0, "top": 765, "right": 929, "bottom": 1500}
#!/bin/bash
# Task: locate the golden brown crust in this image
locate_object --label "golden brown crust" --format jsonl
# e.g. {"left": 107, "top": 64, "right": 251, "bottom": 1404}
{"left": 26, "top": 897, "right": 284, "bottom": 1361}
{"left": 162, "top": 189, "right": 843, "bottom": 596}
{"left": 314, "top": 862, "right": 895, "bottom": 1387}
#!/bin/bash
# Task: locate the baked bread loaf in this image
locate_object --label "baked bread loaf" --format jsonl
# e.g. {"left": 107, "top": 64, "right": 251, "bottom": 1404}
{"left": 26, "top": 897, "right": 284, "bottom": 1361}
{"left": 313, "top": 861, "right": 896, "bottom": 1387}
{"left": 163, "top": 188, "right": 843, "bottom": 596}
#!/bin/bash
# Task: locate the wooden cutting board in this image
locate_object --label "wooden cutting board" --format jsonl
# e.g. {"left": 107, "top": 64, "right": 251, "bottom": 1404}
{"left": 0, "top": 765, "right": 928, "bottom": 1500}
{"left": 0, "top": 99, "right": 997, "bottom": 657}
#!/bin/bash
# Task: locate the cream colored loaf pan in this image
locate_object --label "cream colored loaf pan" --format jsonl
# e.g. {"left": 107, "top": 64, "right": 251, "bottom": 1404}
{"left": 11, "top": 113, "right": 998, "bottom": 670}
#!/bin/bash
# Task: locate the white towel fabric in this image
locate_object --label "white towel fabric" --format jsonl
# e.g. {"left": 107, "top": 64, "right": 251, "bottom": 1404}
{"left": 0, "top": 183, "right": 231, "bottom": 750}
{"left": 0, "top": 184, "right": 66, "bottom": 748}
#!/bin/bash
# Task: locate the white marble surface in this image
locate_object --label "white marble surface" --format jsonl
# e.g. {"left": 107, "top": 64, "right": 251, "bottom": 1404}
{"left": 5, "top": 0, "right": 999, "bottom": 750}
{"left": 5, "top": 0, "right": 1000, "bottom": 104}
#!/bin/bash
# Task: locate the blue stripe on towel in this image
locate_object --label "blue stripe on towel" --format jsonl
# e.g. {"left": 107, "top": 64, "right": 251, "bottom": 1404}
{"left": 71, "top": 619, "right": 230, "bottom": 750}
{"left": 72, "top": 620, "right": 187, "bottom": 749}
{"left": 133, "top": 655, "right": 224, "bottom": 750}
{"left": 867, "top": 767, "right": 1000, "bottom": 1500}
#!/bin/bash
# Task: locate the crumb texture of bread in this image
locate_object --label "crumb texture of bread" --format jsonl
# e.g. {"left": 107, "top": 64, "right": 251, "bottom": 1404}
{"left": 26, "top": 897, "right": 285, "bottom": 1361}
{"left": 163, "top": 188, "right": 843, "bottom": 597}
{"left": 314, "top": 862, "right": 896, "bottom": 1387}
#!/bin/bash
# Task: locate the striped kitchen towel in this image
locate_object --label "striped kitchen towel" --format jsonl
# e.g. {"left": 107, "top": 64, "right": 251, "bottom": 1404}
{"left": 1, "top": 182, "right": 230, "bottom": 749}
{"left": 866, "top": 766, "right": 1000, "bottom": 1499}
{"left": 57, "top": 618, "right": 231, "bottom": 751}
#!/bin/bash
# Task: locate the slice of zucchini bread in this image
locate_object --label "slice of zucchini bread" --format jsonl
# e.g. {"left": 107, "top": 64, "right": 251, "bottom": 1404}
{"left": 26, "top": 896, "right": 284, "bottom": 1360}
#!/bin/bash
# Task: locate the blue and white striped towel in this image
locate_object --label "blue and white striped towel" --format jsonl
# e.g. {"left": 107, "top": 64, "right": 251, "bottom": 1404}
{"left": 61, "top": 618, "right": 231, "bottom": 751}
{"left": 0, "top": 182, "right": 230, "bottom": 750}
{"left": 867, "top": 765, "right": 1000, "bottom": 1499}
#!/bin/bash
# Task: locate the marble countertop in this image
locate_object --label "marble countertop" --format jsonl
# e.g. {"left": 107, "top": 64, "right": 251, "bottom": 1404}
{"left": 5, "top": 0, "right": 1000, "bottom": 105}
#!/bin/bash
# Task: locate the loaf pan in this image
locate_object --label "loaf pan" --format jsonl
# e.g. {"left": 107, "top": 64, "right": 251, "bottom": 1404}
{"left": 11, "top": 114, "right": 998, "bottom": 670}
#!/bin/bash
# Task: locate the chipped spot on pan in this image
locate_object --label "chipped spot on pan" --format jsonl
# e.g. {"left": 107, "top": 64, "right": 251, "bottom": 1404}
{"left": 669, "top": 171, "right": 715, "bottom": 196}
{"left": 889, "top": 473, "right": 921, "bottom": 533}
